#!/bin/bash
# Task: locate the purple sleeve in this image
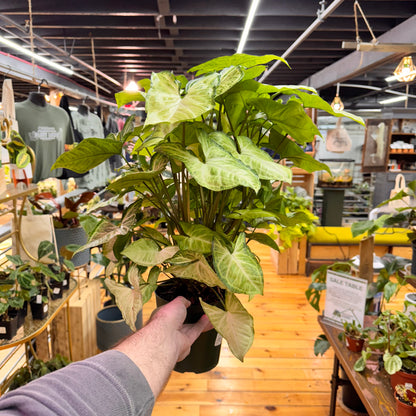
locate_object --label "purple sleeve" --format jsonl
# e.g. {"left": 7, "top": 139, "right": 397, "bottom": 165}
{"left": 0, "top": 350, "right": 154, "bottom": 416}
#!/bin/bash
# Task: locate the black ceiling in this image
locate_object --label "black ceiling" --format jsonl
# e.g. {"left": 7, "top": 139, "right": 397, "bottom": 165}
{"left": 0, "top": 0, "right": 415, "bottom": 110}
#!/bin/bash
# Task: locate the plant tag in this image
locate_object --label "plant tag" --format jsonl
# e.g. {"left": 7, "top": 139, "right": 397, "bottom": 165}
{"left": 215, "top": 333, "right": 222, "bottom": 347}
{"left": 63, "top": 279, "right": 68, "bottom": 285}
{"left": 53, "top": 288, "right": 60, "bottom": 294}
{"left": 36, "top": 295, "right": 42, "bottom": 304}
{"left": 0, "top": 327, "right": 6, "bottom": 334}
{"left": 405, "top": 382, "right": 413, "bottom": 389}
{"left": 43, "top": 304, "right": 48, "bottom": 313}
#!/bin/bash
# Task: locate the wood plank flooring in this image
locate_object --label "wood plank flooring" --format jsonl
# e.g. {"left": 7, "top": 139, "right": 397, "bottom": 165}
{"left": 141, "top": 242, "right": 410, "bottom": 416}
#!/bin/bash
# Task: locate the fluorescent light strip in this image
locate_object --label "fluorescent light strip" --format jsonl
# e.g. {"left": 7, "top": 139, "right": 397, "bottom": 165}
{"left": 236, "top": 0, "right": 260, "bottom": 54}
{"left": 0, "top": 36, "right": 74, "bottom": 76}
{"left": 379, "top": 95, "right": 408, "bottom": 104}
{"left": 385, "top": 71, "right": 416, "bottom": 83}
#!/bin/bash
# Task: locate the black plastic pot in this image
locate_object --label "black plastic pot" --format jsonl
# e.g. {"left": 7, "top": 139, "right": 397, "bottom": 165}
{"left": 49, "top": 280, "right": 63, "bottom": 300}
{"left": 0, "top": 314, "right": 19, "bottom": 340}
{"left": 155, "top": 279, "right": 223, "bottom": 374}
{"left": 8, "top": 301, "right": 27, "bottom": 329}
{"left": 96, "top": 305, "right": 143, "bottom": 351}
{"left": 30, "top": 286, "right": 49, "bottom": 320}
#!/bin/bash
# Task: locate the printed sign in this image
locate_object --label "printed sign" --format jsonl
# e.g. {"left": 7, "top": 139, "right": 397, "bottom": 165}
{"left": 324, "top": 270, "right": 368, "bottom": 328}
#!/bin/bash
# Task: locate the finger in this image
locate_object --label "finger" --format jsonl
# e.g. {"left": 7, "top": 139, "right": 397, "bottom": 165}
{"left": 181, "top": 314, "right": 212, "bottom": 345}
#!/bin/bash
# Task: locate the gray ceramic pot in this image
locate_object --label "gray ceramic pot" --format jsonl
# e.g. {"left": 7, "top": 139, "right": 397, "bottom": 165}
{"left": 54, "top": 226, "right": 89, "bottom": 268}
{"left": 96, "top": 305, "right": 143, "bottom": 351}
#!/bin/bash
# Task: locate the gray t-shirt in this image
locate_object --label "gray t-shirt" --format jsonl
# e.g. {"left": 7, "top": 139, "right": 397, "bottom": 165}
{"left": 0, "top": 350, "right": 155, "bottom": 415}
{"left": 15, "top": 100, "right": 74, "bottom": 183}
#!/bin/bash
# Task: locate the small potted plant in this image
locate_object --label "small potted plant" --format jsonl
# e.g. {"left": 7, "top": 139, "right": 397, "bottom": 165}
{"left": 354, "top": 310, "right": 416, "bottom": 390}
{"left": 52, "top": 53, "right": 364, "bottom": 372}
{"left": 339, "top": 320, "right": 369, "bottom": 353}
{"left": 30, "top": 191, "right": 95, "bottom": 268}
{"left": 394, "top": 384, "right": 416, "bottom": 416}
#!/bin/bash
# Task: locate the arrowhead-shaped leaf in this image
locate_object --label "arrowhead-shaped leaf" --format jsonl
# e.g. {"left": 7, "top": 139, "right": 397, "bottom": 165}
{"left": 157, "top": 131, "right": 260, "bottom": 192}
{"left": 122, "top": 239, "right": 178, "bottom": 267}
{"left": 165, "top": 250, "right": 225, "bottom": 288}
{"left": 212, "top": 233, "right": 263, "bottom": 296}
{"left": 236, "top": 136, "right": 292, "bottom": 182}
{"left": 200, "top": 292, "right": 254, "bottom": 361}
{"left": 145, "top": 71, "right": 218, "bottom": 126}
{"left": 104, "top": 266, "right": 142, "bottom": 331}
{"left": 52, "top": 138, "right": 123, "bottom": 173}
{"left": 247, "top": 232, "right": 279, "bottom": 251}
{"left": 141, "top": 266, "right": 160, "bottom": 304}
{"left": 172, "top": 223, "right": 216, "bottom": 254}
{"left": 115, "top": 90, "right": 146, "bottom": 108}
{"left": 215, "top": 66, "right": 244, "bottom": 97}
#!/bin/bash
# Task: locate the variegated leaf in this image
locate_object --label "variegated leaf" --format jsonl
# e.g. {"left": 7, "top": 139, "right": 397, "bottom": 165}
{"left": 172, "top": 223, "right": 216, "bottom": 254}
{"left": 165, "top": 250, "right": 225, "bottom": 288}
{"left": 200, "top": 292, "right": 254, "bottom": 361}
{"left": 122, "top": 239, "right": 178, "bottom": 266}
{"left": 212, "top": 233, "right": 263, "bottom": 296}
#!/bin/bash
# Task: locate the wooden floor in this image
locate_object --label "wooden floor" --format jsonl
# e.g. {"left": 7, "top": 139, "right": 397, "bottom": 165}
{"left": 140, "top": 242, "right": 409, "bottom": 416}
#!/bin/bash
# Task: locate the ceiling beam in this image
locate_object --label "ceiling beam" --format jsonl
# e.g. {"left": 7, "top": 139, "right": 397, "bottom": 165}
{"left": 301, "top": 15, "right": 416, "bottom": 89}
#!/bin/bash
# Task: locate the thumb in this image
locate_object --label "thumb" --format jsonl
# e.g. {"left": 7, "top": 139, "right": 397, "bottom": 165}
{"left": 181, "top": 315, "right": 212, "bottom": 344}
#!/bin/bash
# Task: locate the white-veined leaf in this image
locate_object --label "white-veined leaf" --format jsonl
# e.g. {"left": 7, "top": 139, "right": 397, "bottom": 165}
{"left": 122, "top": 239, "right": 178, "bottom": 266}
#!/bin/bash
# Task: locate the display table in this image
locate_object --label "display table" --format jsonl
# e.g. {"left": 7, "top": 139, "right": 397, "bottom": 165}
{"left": 318, "top": 316, "right": 396, "bottom": 416}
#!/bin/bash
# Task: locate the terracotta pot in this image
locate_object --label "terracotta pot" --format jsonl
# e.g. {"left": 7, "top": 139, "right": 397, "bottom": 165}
{"left": 345, "top": 335, "right": 365, "bottom": 352}
{"left": 391, "top": 370, "right": 416, "bottom": 391}
{"left": 395, "top": 392, "right": 416, "bottom": 416}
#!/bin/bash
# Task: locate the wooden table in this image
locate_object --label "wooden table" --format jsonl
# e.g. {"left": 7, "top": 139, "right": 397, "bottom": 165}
{"left": 318, "top": 316, "right": 397, "bottom": 416}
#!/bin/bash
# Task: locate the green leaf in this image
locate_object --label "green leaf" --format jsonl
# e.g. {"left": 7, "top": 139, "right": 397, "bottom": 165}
{"left": 104, "top": 266, "right": 142, "bottom": 331}
{"left": 236, "top": 135, "right": 292, "bottom": 182}
{"left": 144, "top": 71, "right": 219, "bottom": 126}
{"left": 172, "top": 223, "right": 216, "bottom": 254}
{"left": 353, "top": 356, "right": 366, "bottom": 372}
{"left": 200, "top": 292, "right": 254, "bottom": 361}
{"left": 384, "top": 352, "right": 402, "bottom": 375}
{"left": 0, "top": 303, "right": 9, "bottom": 316}
{"left": 215, "top": 66, "right": 245, "bottom": 97}
{"left": 189, "top": 53, "right": 288, "bottom": 75}
{"left": 247, "top": 232, "right": 279, "bottom": 251}
{"left": 16, "top": 149, "right": 31, "bottom": 169}
{"left": 115, "top": 90, "right": 146, "bottom": 108}
{"left": 157, "top": 133, "right": 261, "bottom": 192}
{"left": 212, "top": 233, "right": 263, "bottom": 296}
{"left": 122, "top": 239, "right": 179, "bottom": 267}
{"left": 141, "top": 266, "right": 159, "bottom": 304}
{"left": 383, "top": 281, "right": 398, "bottom": 302}
{"left": 252, "top": 99, "right": 321, "bottom": 144}
{"left": 314, "top": 334, "right": 330, "bottom": 356}
{"left": 140, "top": 226, "right": 171, "bottom": 246}
{"left": 37, "top": 240, "right": 55, "bottom": 261}
{"left": 165, "top": 250, "right": 225, "bottom": 288}
{"left": 52, "top": 138, "right": 123, "bottom": 173}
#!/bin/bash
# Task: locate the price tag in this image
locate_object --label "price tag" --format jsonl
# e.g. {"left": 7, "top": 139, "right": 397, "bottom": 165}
{"left": 36, "top": 295, "right": 42, "bottom": 304}
{"left": 215, "top": 333, "right": 222, "bottom": 347}
{"left": 53, "top": 288, "right": 60, "bottom": 294}
{"left": 43, "top": 304, "right": 48, "bottom": 313}
{"left": 63, "top": 280, "right": 68, "bottom": 286}
{"left": 0, "top": 327, "right": 6, "bottom": 334}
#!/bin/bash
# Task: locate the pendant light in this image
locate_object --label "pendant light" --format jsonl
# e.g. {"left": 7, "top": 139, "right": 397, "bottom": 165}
{"left": 331, "top": 83, "right": 344, "bottom": 112}
{"left": 393, "top": 56, "right": 416, "bottom": 83}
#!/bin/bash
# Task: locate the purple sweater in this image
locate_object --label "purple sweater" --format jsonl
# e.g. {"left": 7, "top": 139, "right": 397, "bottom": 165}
{"left": 0, "top": 350, "right": 154, "bottom": 415}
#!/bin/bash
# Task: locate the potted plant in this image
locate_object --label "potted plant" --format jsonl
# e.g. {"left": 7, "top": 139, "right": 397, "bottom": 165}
{"left": 30, "top": 191, "right": 95, "bottom": 268}
{"left": 52, "top": 53, "right": 363, "bottom": 372}
{"left": 354, "top": 310, "right": 416, "bottom": 390}
{"left": 1, "top": 130, "right": 34, "bottom": 187}
{"left": 339, "top": 320, "right": 369, "bottom": 353}
{"left": 394, "top": 384, "right": 416, "bottom": 416}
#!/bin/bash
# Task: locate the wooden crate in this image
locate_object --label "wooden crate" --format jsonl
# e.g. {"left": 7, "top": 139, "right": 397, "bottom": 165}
{"left": 50, "top": 279, "right": 101, "bottom": 361}
{"left": 271, "top": 236, "right": 307, "bottom": 275}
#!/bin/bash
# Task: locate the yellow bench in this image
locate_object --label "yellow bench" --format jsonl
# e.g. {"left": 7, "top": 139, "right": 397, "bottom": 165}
{"left": 305, "top": 226, "right": 412, "bottom": 275}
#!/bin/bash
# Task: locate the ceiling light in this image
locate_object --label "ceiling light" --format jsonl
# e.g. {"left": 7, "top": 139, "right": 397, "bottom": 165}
{"left": 125, "top": 80, "right": 139, "bottom": 92}
{"left": 0, "top": 35, "right": 74, "bottom": 76}
{"left": 236, "top": 0, "right": 260, "bottom": 54}
{"left": 379, "top": 95, "right": 408, "bottom": 105}
{"left": 330, "top": 83, "right": 344, "bottom": 111}
{"left": 393, "top": 56, "right": 416, "bottom": 82}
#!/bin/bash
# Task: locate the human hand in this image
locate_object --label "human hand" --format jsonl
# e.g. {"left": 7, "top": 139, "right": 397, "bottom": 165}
{"left": 148, "top": 296, "right": 213, "bottom": 362}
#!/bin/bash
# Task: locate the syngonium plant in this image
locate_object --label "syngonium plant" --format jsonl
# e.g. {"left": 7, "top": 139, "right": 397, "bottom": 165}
{"left": 52, "top": 54, "right": 363, "bottom": 362}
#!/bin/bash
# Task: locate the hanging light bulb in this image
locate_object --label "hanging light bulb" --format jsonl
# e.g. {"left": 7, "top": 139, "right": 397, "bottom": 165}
{"left": 393, "top": 56, "right": 416, "bottom": 82}
{"left": 331, "top": 83, "right": 344, "bottom": 112}
{"left": 125, "top": 80, "right": 139, "bottom": 92}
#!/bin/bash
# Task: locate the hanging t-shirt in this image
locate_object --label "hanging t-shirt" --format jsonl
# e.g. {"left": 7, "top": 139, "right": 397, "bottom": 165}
{"left": 71, "top": 110, "right": 112, "bottom": 189}
{"left": 15, "top": 99, "right": 74, "bottom": 183}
